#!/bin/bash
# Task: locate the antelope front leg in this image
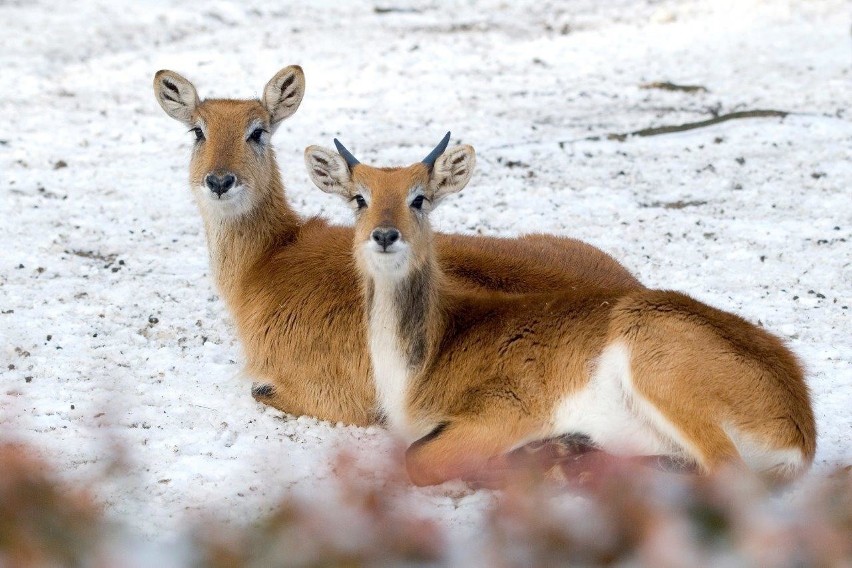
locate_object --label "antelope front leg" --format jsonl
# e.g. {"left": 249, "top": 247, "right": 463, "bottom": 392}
{"left": 249, "top": 376, "right": 374, "bottom": 426}
{"left": 250, "top": 381, "right": 299, "bottom": 416}
{"left": 251, "top": 381, "right": 278, "bottom": 402}
{"left": 405, "top": 415, "right": 540, "bottom": 487}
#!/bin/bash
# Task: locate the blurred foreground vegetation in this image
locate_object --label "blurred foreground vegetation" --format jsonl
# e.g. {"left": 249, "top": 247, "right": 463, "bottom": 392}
{"left": 1, "top": 442, "right": 849, "bottom": 567}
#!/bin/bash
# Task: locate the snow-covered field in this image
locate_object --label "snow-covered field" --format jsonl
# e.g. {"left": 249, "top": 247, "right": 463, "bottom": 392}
{"left": 1, "top": 0, "right": 850, "bottom": 559}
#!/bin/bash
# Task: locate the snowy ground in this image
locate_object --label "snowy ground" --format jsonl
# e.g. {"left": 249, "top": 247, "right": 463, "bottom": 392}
{"left": 1, "top": 0, "right": 850, "bottom": 560}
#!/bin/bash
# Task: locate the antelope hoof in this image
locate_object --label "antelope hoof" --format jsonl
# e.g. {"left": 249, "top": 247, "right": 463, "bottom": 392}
{"left": 251, "top": 382, "right": 275, "bottom": 398}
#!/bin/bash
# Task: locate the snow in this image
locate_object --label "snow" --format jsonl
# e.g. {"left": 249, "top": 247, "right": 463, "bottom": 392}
{"left": 1, "top": 0, "right": 850, "bottom": 558}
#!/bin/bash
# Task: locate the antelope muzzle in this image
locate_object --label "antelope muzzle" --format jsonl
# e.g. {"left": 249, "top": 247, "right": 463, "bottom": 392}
{"left": 371, "top": 227, "right": 401, "bottom": 252}
{"left": 205, "top": 171, "right": 237, "bottom": 198}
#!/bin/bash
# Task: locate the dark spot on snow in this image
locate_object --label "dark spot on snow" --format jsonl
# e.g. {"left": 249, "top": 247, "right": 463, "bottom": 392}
{"left": 71, "top": 404, "right": 75, "bottom": 410}
{"left": 148, "top": 316, "right": 159, "bottom": 324}
{"left": 8, "top": 364, "right": 15, "bottom": 370}
{"left": 68, "top": 249, "right": 118, "bottom": 265}
{"left": 25, "top": 377, "right": 32, "bottom": 383}
{"left": 811, "top": 172, "right": 826, "bottom": 179}
{"left": 53, "top": 160, "right": 68, "bottom": 170}
{"left": 735, "top": 157, "right": 745, "bottom": 165}
{"left": 46, "top": 335, "right": 52, "bottom": 341}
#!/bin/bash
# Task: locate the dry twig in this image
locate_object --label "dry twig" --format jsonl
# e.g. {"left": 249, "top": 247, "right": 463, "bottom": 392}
{"left": 640, "top": 81, "right": 709, "bottom": 93}
{"left": 605, "top": 109, "right": 791, "bottom": 141}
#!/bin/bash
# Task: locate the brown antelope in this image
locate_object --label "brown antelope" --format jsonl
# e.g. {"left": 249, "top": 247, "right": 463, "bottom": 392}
{"left": 305, "top": 138, "right": 816, "bottom": 486}
{"left": 152, "top": 67, "right": 641, "bottom": 426}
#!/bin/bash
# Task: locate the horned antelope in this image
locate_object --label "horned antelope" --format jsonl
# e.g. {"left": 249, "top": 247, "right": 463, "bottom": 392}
{"left": 305, "top": 137, "right": 816, "bottom": 486}
{"left": 152, "top": 68, "right": 641, "bottom": 426}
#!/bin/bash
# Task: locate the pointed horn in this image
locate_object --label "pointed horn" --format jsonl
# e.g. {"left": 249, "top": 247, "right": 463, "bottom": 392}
{"left": 333, "top": 138, "right": 360, "bottom": 168}
{"left": 422, "top": 131, "right": 451, "bottom": 169}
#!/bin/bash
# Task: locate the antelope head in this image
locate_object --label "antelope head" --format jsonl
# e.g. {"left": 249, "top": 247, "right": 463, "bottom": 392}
{"left": 153, "top": 66, "right": 306, "bottom": 219}
{"left": 304, "top": 133, "right": 475, "bottom": 279}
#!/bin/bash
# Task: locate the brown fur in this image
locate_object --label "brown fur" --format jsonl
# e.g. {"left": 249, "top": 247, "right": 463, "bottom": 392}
{"left": 344, "top": 152, "right": 816, "bottom": 487}
{"left": 153, "top": 68, "right": 641, "bottom": 426}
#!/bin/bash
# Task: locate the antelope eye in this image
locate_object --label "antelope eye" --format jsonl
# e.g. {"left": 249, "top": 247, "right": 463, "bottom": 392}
{"left": 410, "top": 195, "right": 426, "bottom": 210}
{"left": 248, "top": 127, "right": 266, "bottom": 143}
{"left": 192, "top": 127, "right": 204, "bottom": 142}
{"left": 352, "top": 195, "right": 367, "bottom": 209}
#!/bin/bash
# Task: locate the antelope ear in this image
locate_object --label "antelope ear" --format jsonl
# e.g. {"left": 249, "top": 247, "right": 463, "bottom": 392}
{"left": 153, "top": 70, "right": 200, "bottom": 126}
{"left": 263, "top": 65, "right": 305, "bottom": 131}
{"left": 304, "top": 145, "right": 352, "bottom": 197}
{"left": 428, "top": 145, "right": 475, "bottom": 202}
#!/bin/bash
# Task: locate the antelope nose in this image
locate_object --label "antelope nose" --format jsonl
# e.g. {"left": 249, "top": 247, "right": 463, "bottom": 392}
{"left": 372, "top": 227, "right": 400, "bottom": 251}
{"left": 205, "top": 173, "right": 236, "bottom": 197}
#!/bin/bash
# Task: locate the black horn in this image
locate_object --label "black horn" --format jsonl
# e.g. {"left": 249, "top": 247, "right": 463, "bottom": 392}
{"left": 421, "top": 131, "right": 451, "bottom": 169}
{"left": 333, "top": 138, "right": 360, "bottom": 168}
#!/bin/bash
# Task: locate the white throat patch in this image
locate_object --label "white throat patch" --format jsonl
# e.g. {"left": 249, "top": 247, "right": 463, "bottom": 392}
{"left": 195, "top": 183, "right": 252, "bottom": 218}
{"left": 367, "top": 272, "right": 417, "bottom": 441}
{"left": 359, "top": 239, "right": 411, "bottom": 279}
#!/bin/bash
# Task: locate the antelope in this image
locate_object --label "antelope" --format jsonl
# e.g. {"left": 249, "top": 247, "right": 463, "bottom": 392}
{"left": 152, "top": 67, "right": 641, "bottom": 426}
{"left": 305, "top": 137, "right": 817, "bottom": 486}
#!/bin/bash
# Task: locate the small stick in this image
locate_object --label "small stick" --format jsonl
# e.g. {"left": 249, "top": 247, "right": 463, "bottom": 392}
{"left": 605, "top": 109, "right": 791, "bottom": 141}
{"left": 640, "top": 81, "right": 709, "bottom": 93}
{"left": 489, "top": 109, "right": 797, "bottom": 151}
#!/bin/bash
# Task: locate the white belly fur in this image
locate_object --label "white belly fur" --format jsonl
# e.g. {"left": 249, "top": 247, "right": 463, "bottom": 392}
{"left": 552, "top": 341, "right": 673, "bottom": 456}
